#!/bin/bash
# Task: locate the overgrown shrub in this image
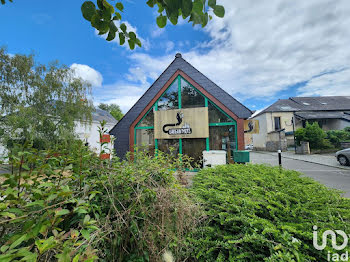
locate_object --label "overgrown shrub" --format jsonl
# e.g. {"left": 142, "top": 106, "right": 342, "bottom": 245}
{"left": 189, "top": 164, "right": 350, "bottom": 261}
{"left": 295, "top": 122, "right": 332, "bottom": 150}
{"left": 326, "top": 129, "right": 350, "bottom": 148}
{"left": 0, "top": 142, "right": 199, "bottom": 261}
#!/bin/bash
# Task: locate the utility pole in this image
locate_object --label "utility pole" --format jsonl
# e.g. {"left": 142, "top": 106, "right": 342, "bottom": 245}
{"left": 292, "top": 112, "right": 296, "bottom": 153}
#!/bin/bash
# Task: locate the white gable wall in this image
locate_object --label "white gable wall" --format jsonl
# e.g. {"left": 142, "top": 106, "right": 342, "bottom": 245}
{"left": 74, "top": 120, "right": 115, "bottom": 153}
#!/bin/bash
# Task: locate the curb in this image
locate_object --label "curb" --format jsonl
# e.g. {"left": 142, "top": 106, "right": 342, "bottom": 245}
{"left": 252, "top": 151, "right": 350, "bottom": 171}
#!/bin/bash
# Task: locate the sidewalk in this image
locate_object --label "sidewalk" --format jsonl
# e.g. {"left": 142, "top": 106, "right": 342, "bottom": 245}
{"left": 254, "top": 151, "right": 350, "bottom": 170}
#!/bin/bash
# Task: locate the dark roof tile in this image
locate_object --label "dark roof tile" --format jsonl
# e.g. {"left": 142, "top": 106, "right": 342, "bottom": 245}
{"left": 255, "top": 96, "right": 350, "bottom": 117}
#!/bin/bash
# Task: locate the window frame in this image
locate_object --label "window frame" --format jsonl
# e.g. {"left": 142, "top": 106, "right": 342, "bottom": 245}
{"left": 274, "top": 116, "right": 281, "bottom": 130}
{"left": 134, "top": 75, "right": 238, "bottom": 155}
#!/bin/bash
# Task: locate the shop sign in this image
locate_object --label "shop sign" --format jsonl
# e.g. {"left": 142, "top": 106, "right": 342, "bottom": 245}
{"left": 154, "top": 107, "right": 209, "bottom": 139}
{"left": 244, "top": 120, "right": 259, "bottom": 134}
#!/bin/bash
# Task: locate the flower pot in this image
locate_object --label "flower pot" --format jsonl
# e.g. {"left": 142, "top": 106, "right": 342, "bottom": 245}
{"left": 100, "top": 134, "right": 111, "bottom": 143}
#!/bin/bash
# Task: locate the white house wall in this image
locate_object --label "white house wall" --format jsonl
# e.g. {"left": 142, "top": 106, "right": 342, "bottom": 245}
{"left": 0, "top": 144, "right": 7, "bottom": 160}
{"left": 74, "top": 121, "right": 115, "bottom": 153}
{"left": 252, "top": 112, "right": 302, "bottom": 150}
{"left": 252, "top": 113, "right": 268, "bottom": 149}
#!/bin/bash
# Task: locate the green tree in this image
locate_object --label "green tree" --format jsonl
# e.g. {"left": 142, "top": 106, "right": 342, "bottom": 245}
{"left": 98, "top": 103, "right": 124, "bottom": 121}
{"left": 1, "top": 0, "right": 226, "bottom": 50}
{"left": 0, "top": 48, "right": 93, "bottom": 150}
{"left": 295, "top": 122, "right": 332, "bottom": 150}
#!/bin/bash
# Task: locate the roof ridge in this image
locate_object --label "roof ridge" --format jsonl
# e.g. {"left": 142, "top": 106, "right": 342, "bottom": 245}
{"left": 291, "top": 95, "right": 347, "bottom": 98}
{"left": 253, "top": 98, "right": 304, "bottom": 117}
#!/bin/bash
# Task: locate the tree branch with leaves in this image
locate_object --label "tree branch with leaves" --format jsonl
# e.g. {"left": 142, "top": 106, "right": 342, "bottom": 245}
{"left": 2, "top": 0, "right": 226, "bottom": 50}
{"left": 81, "top": 0, "right": 225, "bottom": 49}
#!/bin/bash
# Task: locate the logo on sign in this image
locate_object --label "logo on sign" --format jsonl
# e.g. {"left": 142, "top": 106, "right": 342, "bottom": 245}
{"left": 163, "top": 112, "right": 192, "bottom": 135}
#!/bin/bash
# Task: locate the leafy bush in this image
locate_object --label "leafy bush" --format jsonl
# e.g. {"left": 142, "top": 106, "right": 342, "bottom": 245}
{"left": 189, "top": 164, "right": 350, "bottom": 261}
{"left": 0, "top": 142, "right": 199, "bottom": 261}
{"left": 326, "top": 129, "right": 350, "bottom": 147}
{"left": 295, "top": 122, "right": 332, "bottom": 149}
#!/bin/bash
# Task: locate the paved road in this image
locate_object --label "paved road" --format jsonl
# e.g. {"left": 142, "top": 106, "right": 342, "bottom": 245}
{"left": 250, "top": 152, "right": 350, "bottom": 198}
{"left": 0, "top": 168, "right": 8, "bottom": 175}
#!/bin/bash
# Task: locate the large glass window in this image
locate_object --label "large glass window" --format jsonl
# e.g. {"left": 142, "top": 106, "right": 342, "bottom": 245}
{"left": 208, "top": 102, "right": 233, "bottom": 123}
{"left": 209, "top": 125, "right": 236, "bottom": 161}
{"left": 158, "top": 80, "right": 178, "bottom": 110}
{"left": 135, "top": 129, "right": 155, "bottom": 155}
{"left": 182, "top": 138, "right": 206, "bottom": 167}
{"left": 137, "top": 108, "right": 154, "bottom": 127}
{"left": 157, "top": 139, "right": 179, "bottom": 156}
{"left": 181, "top": 78, "right": 205, "bottom": 108}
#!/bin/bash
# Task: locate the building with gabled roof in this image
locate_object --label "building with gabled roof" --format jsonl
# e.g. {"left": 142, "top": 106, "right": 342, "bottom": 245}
{"left": 251, "top": 96, "right": 350, "bottom": 151}
{"left": 110, "top": 53, "right": 252, "bottom": 162}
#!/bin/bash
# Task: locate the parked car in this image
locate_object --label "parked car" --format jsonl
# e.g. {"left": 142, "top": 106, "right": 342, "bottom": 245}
{"left": 245, "top": 144, "right": 254, "bottom": 150}
{"left": 335, "top": 148, "right": 350, "bottom": 166}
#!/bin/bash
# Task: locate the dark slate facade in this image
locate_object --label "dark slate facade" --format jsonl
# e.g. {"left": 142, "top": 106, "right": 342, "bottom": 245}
{"left": 110, "top": 53, "right": 252, "bottom": 158}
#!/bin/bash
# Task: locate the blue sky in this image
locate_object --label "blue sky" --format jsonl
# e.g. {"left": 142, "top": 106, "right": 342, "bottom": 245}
{"left": 1, "top": 0, "right": 350, "bottom": 114}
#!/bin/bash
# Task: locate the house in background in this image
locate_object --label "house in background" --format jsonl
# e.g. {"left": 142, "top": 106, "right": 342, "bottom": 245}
{"left": 0, "top": 108, "right": 117, "bottom": 158}
{"left": 75, "top": 108, "right": 117, "bottom": 152}
{"left": 251, "top": 96, "right": 350, "bottom": 151}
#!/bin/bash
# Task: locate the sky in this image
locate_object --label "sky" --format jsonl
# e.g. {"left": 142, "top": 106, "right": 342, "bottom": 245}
{"left": 1, "top": 0, "right": 350, "bottom": 114}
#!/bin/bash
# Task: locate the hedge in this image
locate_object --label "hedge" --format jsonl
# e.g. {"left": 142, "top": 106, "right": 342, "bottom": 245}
{"left": 189, "top": 164, "right": 350, "bottom": 261}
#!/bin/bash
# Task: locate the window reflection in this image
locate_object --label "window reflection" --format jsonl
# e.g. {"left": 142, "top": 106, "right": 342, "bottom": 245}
{"left": 182, "top": 138, "right": 206, "bottom": 168}
{"left": 158, "top": 81, "right": 178, "bottom": 110}
{"left": 209, "top": 126, "right": 236, "bottom": 161}
{"left": 137, "top": 108, "right": 154, "bottom": 127}
{"left": 135, "top": 129, "right": 155, "bottom": 155}
{"left": 181, "top": 78, "right": 205, "bottom": 108}
{"left": 157, "top": 139, "right": 179, "bottom": 156}
{"left": 208, "top": 102, "right": 233, "bottom": 123}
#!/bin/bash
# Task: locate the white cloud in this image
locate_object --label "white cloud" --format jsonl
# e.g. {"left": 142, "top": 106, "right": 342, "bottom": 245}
{"left": 151, "top": 27, "right": 165, "bottom": 38}
{"left": 91, "top": 0, "right": 350, "bottom": 113}
{"left": 70, "top": 63, "right": 103, "bottom": 87}
{"left": 122, "top": 0, "right": 350, "bottom": 105}
{"left": 93, "top": 81, "right": 149, "bottom": 113}
{"left": 99, "top": 96, "right": 141, "bottom": 113}
{"left": 298, "top": 69, "right": 350, "bottom": 96}
{"left": 164, "top": 41, "right": 175, "bottom": 53}
{"left": 126, "top": 53, "right": 173, "bottom": 83}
